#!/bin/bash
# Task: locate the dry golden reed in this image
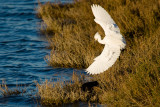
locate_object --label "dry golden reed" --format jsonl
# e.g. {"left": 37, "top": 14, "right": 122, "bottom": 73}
{"left": 37, "top": 0, "right": 160, "bottom": 106}
{"left": 36, "top": 72, "right": 99, "bottom": 106}
{"left": 0, "top": 81, "right": 26, "bottom": 96}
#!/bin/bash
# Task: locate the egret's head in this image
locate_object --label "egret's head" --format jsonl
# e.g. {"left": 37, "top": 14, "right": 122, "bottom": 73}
{"left": 94, "top": 32, "right": 101, "bottom": 41}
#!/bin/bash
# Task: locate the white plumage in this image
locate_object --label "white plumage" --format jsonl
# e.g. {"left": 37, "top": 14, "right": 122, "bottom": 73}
{"left": 86, "top": 4, "right": 126, "bottom": 75}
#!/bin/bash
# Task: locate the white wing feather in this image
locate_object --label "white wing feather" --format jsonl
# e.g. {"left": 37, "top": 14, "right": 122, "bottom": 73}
{"left": 91, "top": 4, "right": 120, "bottom": 34}
{"left": 86, "top": 45, "right": 120, "bottom": 74}
{"left": 91, "top": 4, "right": 115, "bottom": 25}
{"left": 86, "top": 4, "right": 126, "bottom": 75}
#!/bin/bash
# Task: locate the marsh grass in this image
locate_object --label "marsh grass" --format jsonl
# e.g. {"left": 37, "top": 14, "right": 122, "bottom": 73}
{"left": 37, "top": 0, "right": 160, "bottom": 106}
{"left": 0, "top": 81, "right": 26, "bottom": 96}
{"left": 37, "top": 72, "right": 100, "bottom": 106}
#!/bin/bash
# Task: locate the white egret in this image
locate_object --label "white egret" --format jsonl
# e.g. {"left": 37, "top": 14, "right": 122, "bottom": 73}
{"left": 86, "top": 4, "right": 126, "bottom": 75}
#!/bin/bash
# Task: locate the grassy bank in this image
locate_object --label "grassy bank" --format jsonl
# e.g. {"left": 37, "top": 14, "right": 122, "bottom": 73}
{"left": 37, "top": 0, "right": 160, "bottom": 106}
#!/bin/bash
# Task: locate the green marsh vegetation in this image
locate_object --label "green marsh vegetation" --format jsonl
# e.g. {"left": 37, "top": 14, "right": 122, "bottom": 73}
{"left": 37, "top": 0, "right": 160, "bottom": 106}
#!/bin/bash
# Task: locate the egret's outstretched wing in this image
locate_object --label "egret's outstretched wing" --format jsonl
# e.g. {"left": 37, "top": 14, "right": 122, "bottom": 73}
{"left": 86, "top": 45, "right": 120, "bottom": 74}
{"left": 91, "top": 4, "right": 120, "bottom": 34}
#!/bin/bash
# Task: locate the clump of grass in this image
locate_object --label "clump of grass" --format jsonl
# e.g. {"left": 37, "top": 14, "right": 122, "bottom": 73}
{"left": 37, "top": 0, "right": 160, "bottom": 106}
{"left": 37, "top": 1, "right": 103, "bottom": 68}
{"left": 37, "top": 72, "right": 100, "bottom": 106}
{"left": 0, "top": 81, "right": 26, "bottom": 96}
